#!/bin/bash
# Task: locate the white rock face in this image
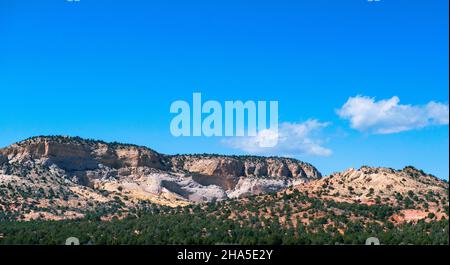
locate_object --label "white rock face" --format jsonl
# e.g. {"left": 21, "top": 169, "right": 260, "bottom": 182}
{"left": 227, "top": 177, "right": 290, "bottom": 198}
{"left": 89, "top": 168, "right": 229, "bottom": 203}
{"left": 86, "top": 165, "right": 308, "bottom": 203}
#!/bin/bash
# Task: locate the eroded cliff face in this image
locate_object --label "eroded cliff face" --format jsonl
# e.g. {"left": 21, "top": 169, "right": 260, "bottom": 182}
{"left": 0, "top": 136, "right": 322, "bottom": 216}
{"left": 0, "top": 136, "right": 167, "bottom": 171}
{"left": 170, "top": 155, "right": 321, "bottom": 190}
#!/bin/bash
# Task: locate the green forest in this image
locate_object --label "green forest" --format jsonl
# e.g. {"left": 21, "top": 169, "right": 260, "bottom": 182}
{"left": 0, "top": 192, "right": 448, "bottom": 245}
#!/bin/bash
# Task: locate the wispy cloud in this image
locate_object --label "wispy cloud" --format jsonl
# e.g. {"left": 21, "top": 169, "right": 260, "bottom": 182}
{"left": 223, "top": 120, "right": 332, "bottom": 157}
{"left": 337, "top": 95, "right": 449, "bottom": 134}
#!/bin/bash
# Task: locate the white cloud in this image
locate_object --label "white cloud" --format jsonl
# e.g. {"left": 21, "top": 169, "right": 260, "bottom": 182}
{"left": 223, "top": 120, "right": 332, "bottom": 157}
{"left": 337, "top": 95, "right": 449, "bottom": 134}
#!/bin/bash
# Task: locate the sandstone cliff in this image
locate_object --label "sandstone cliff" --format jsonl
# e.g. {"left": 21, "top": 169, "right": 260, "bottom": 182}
{"left": 0, "top": 136, "right": 321, "bottom": 220}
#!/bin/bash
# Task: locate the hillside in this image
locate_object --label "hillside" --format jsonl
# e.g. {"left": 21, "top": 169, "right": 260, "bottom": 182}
{"left": 0, "top": 167, "right": 448, "bottom": 244}
{"left": 0, "top": 136, "right": 320, "bottom": 221}
{"left": 295, "top": 166, "right": 449, "bottom": 223}
{"left": 0, "top": 136, "right": 448, "bottom": 245}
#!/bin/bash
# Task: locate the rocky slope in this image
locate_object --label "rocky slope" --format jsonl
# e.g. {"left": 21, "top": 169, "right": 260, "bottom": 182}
{"left": 1, "top": 136, "right": 447, "bottom": 224}
{"left": 293, "top": 166, "right": 449, "bottom": 224}
{"left": 199, "top": 166, "right": 448, "bottom": 237}
{"left": 0, "top": 136, "right": 321, "bottom": 220}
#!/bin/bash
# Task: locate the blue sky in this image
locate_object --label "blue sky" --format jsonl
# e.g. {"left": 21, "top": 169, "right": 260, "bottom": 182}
{"left": 0, "top": 0, "right": 448, "bottom": 178}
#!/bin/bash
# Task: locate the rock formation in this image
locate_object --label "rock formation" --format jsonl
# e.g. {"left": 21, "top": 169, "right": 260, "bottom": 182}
{"left": 0, "top": 136, "right": 321, "bottom": 220}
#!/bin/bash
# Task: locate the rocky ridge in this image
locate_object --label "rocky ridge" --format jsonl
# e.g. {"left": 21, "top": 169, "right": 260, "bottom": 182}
{"left": 1, "top": 136, "right": 447, "bottom": 223}
{"left": 0, "top": 136, "right": 321, "bottom": 220}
